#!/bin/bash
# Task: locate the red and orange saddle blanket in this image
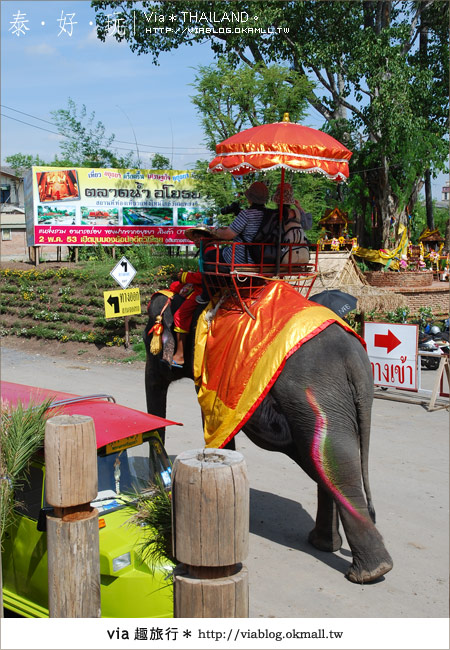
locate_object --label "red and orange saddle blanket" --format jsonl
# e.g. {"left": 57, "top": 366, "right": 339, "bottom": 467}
{"left": 194, "top": 281, "right": 366, "bottom": 449}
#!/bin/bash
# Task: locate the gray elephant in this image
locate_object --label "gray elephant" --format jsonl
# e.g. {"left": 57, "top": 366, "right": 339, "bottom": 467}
{"left": 144, "top": 291, "right": 393, "bottom": 584}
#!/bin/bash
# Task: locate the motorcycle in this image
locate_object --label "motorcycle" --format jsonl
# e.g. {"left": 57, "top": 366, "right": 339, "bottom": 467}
{"left": 419, "top": 331, "right": 443, "bottom": 370}
{"left": 430, "top": 325, "right": 450, "bottom": 354}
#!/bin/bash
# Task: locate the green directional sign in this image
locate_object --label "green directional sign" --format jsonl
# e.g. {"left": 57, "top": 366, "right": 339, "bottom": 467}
{"left": 103, "top": 288, "right": 141, "bottom": 319}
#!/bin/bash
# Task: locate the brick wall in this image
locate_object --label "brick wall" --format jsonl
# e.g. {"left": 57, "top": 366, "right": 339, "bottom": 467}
{"left": 392, "top": 285, "right": 449, "bottom": 314}
{"left": 364, "top": 270, "right": 433, "bottom": 288}
{"left": 1, "top": 229, "right": 28, "bottom": 259}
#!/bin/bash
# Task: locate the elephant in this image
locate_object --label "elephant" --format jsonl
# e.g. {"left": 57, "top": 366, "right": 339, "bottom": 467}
{"left": 143, "top": 290, "right": 393, "bottom": 584}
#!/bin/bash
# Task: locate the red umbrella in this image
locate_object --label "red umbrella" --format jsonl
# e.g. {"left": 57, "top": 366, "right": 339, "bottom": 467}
{"left": 208, "top": 113, "right": 352, "bottom": 273}
{"left": 209, "top": 113, "right": 352, "bottom": 181}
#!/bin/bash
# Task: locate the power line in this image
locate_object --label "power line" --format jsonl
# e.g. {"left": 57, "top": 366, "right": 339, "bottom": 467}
{"left": 2, "top": 114, "right": 62, "bottom": 136}
{"left": 0, "top": 113, "right": 138, "bottom": 154}
{"left": 1, "top": 104, "right": 210, "bottom": 153}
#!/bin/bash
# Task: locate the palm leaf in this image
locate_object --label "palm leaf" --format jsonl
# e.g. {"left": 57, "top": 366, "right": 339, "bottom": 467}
{"left": 127, "top": 476, "right": 175, "bottom": 577}
{"left": 0, "top": 398, "right": 53, "bottom": 545}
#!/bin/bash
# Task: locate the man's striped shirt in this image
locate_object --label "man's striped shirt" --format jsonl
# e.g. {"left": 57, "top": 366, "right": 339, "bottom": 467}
{"left": 222, "top": 207, "right": 265, "bottom": 265}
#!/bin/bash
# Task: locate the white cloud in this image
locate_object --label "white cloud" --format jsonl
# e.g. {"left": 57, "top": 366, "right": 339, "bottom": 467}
{"left": 24, "top": 43, "right": 57, "bottom": 56}
{"left": 78, "top": 26, "right": 127, "bottom": 49}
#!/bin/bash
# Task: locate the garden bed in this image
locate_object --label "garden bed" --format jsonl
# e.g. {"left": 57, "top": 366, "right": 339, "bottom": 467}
{"left": 0, "top": 259, "right": 184, "bottom": 359}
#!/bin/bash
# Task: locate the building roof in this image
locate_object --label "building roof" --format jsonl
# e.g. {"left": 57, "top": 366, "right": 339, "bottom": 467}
{"left": 319, "top": 206, "right": 352, "bottom": 225}
{"left": 0, "top": 166, "right": 23, "bottom": 180}
{"left": 419, "top": 227, "right": 444, "bottom": 243}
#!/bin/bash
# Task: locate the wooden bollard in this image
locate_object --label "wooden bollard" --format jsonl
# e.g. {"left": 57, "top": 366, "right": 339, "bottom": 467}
{"left": 172, "top": 448, "right": 249, "bottom": 618}
{"left": 45, "top": 414, "right": 101, "bottom": 618}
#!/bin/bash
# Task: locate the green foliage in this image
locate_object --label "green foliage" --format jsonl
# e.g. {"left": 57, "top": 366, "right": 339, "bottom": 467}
{"left": 7, "top": 99, "right": 140, "bottom": 173}
{"left": 409, "top": 203, "right": 449, "bottom": 244}
{"left": 0, "top": 256, "right": 194, "bottom": 349}
{"left": 188, "top": 59, "right": 332, "bottom": 229}
{"left": 190, "top": 60, "right": 313, "bottom": 151}
{"left": 91, "top": 1, "right": 449, "bottom": 246}
{"left": 50, "top": 98, "right": 136, "bottom": 168}
{"left": 5, "top": 154, "right": 47, "bottom": 177}
{"left": 0, "top": 399, "right": 53, "bottom": 545}
{"left": 128, "top": 477, "right": 175, "bottom": 573}
{"left": 119, "top": 341, "right": 147, "bottom": 363}
{"left": 417, "top": 306, "right": 434, "bottom": 329}
{"left": 151, "top": 153, "right": 171, "bottom": 169}
{"left": 385, "top": 306, "right": 410, "bottom": 324}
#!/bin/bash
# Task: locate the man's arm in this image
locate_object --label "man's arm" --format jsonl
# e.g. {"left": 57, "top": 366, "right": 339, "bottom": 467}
{"left": 213, "top": 226, "right": 237, "bottom": 240}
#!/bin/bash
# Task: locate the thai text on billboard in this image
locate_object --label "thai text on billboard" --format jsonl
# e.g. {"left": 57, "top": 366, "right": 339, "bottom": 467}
{"left": 24, "top": 167, "right": 212, "bottom": 246}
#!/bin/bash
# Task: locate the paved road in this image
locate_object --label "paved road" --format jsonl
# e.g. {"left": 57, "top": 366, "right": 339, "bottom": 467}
{"left": 1, "top": 342, "right": 448, "bottom": 621}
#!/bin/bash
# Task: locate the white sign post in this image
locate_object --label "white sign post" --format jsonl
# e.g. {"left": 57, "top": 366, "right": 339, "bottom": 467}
{"left": 364, "top": 322, "right": 418, "bottom": 390}
{"left": 110, "top": 256, "right": 137, "bottom": 290}
{"left": 109, "top": 256, "right": 138, "bottom": 347}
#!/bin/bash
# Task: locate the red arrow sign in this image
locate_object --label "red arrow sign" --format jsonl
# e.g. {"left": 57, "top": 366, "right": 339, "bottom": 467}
{"left": 374, "top": 329, "right": 401, "bottom": 353}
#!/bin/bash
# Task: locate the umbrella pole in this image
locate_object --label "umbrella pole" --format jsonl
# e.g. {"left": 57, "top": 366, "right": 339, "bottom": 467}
{"left": 275, "top": 167, "right": 285, "bottom": 276}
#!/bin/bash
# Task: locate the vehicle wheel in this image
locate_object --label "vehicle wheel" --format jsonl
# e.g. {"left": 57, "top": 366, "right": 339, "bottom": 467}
{"left": 427, "top": 358, "right": 441, "bottom": 371}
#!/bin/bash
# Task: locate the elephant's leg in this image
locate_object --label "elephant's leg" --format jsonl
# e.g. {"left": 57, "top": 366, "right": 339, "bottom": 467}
{"left": 308, "top": 485, "right": 342, "bottom": 552}
{"left": 336, "top": 497, "right": 393, "bottom": 584}
{"left": 291, "top": 390, "right": 392, "bottom": 583}
{"left": 322, "top": 446, "right": 393, "bottom": 583}
{"left": 145, "top": 357, "right": 171, "bottom": 445}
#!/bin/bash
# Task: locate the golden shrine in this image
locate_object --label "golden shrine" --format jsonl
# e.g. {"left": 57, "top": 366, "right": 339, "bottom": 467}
{"left": 418, "top": 227, "right": 444, "bottom": 252}
{"left": 318, "top": 206, "right": 353, "bottom": 251}
{"left": 417, "top": 228, "right": 446, "bottom": 274}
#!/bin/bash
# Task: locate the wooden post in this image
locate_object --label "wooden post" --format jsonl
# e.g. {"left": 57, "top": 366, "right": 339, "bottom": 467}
{"left": 172, "top": 448, "right": 249, "bottom": 618}
{"left": 45, "top": 414, "right": 101, "bottom": 618}
{"left": 428, "top": 356, "right": 450, "bottom": 411}
{"left": 124, "top": 315, "right": 130, "bottom": 348}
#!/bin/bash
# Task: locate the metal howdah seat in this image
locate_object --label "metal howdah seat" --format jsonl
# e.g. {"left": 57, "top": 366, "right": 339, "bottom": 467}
{"left": 200, "top": 240, "right": 319, "bottom": 318}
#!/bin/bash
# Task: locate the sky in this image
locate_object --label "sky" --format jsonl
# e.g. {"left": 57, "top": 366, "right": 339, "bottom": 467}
{"left": 1, "top": 0, "right": 448, "bottom": 198}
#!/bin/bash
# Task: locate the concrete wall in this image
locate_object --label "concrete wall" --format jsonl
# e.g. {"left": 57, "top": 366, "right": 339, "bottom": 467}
{"left": 1, "top": 228, "right": 28, "bottom": 260}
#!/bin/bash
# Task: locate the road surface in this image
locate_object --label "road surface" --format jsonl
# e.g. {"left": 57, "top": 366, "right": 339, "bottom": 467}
{"left": 1, "top": 341, "right": 448, "bottom": 621}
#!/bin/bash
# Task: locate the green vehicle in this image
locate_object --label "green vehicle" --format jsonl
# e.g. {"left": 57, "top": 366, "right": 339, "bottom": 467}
{"left": 1, "top": 381, "right": 180, "bottom": 618}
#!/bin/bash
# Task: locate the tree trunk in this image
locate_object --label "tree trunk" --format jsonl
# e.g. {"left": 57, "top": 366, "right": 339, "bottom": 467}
{"left": 424, "top": 169, "right": 434, "bottom": 230}
{"left": 366, "top": 163, "right": 398, "bottom": 249}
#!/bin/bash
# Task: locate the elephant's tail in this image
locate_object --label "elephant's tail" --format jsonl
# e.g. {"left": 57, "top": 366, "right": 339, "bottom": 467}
{"left": 358, "top": 401, "right": 376, "bottom": 523}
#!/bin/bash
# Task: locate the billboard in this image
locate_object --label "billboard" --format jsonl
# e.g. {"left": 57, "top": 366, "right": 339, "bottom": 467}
{"left": 24, "top": 167, "right": 212, "bottom": 247}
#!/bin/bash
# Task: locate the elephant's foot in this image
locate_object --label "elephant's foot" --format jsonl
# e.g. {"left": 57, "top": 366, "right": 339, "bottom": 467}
{"left": 346, "top": 558, "right": 393, "bottom": 584}
{"left": 308, "top": 528, "right": 342, "bottom": 552}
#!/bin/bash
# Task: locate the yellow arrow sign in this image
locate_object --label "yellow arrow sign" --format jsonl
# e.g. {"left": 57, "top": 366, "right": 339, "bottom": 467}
{"left": 103, "top": 288, "right": 141, "bottom": 319}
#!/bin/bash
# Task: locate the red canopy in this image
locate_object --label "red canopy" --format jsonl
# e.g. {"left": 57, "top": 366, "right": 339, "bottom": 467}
{"left": 1, "top": 381, "right": 181, "bottom": 449}
{"left": 209, "top": 119, "right": 352, "bottom": 181}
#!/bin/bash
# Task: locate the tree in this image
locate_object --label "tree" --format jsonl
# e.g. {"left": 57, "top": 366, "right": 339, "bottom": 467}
{"left": 6, "top": 99, "right": 140, "bottom": 174}
{"left": 91, "top": 0, "right": 449, "bottom": 247}
{"left": 191, "top": 60, "right": 313, "bottom": 149}
{"left": 51, "top": 98, "right": 136, "bottom": 168}
{"left": 151, "top": 153, "right": 171, "bottom": 169}
{"left": 4, "top": 154, "right": 46, "bottom": 177}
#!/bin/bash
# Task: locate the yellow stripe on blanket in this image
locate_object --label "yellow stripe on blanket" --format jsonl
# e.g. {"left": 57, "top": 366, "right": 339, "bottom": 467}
{"left": 194, "top": 281, "right": 364, "bottom": 449}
